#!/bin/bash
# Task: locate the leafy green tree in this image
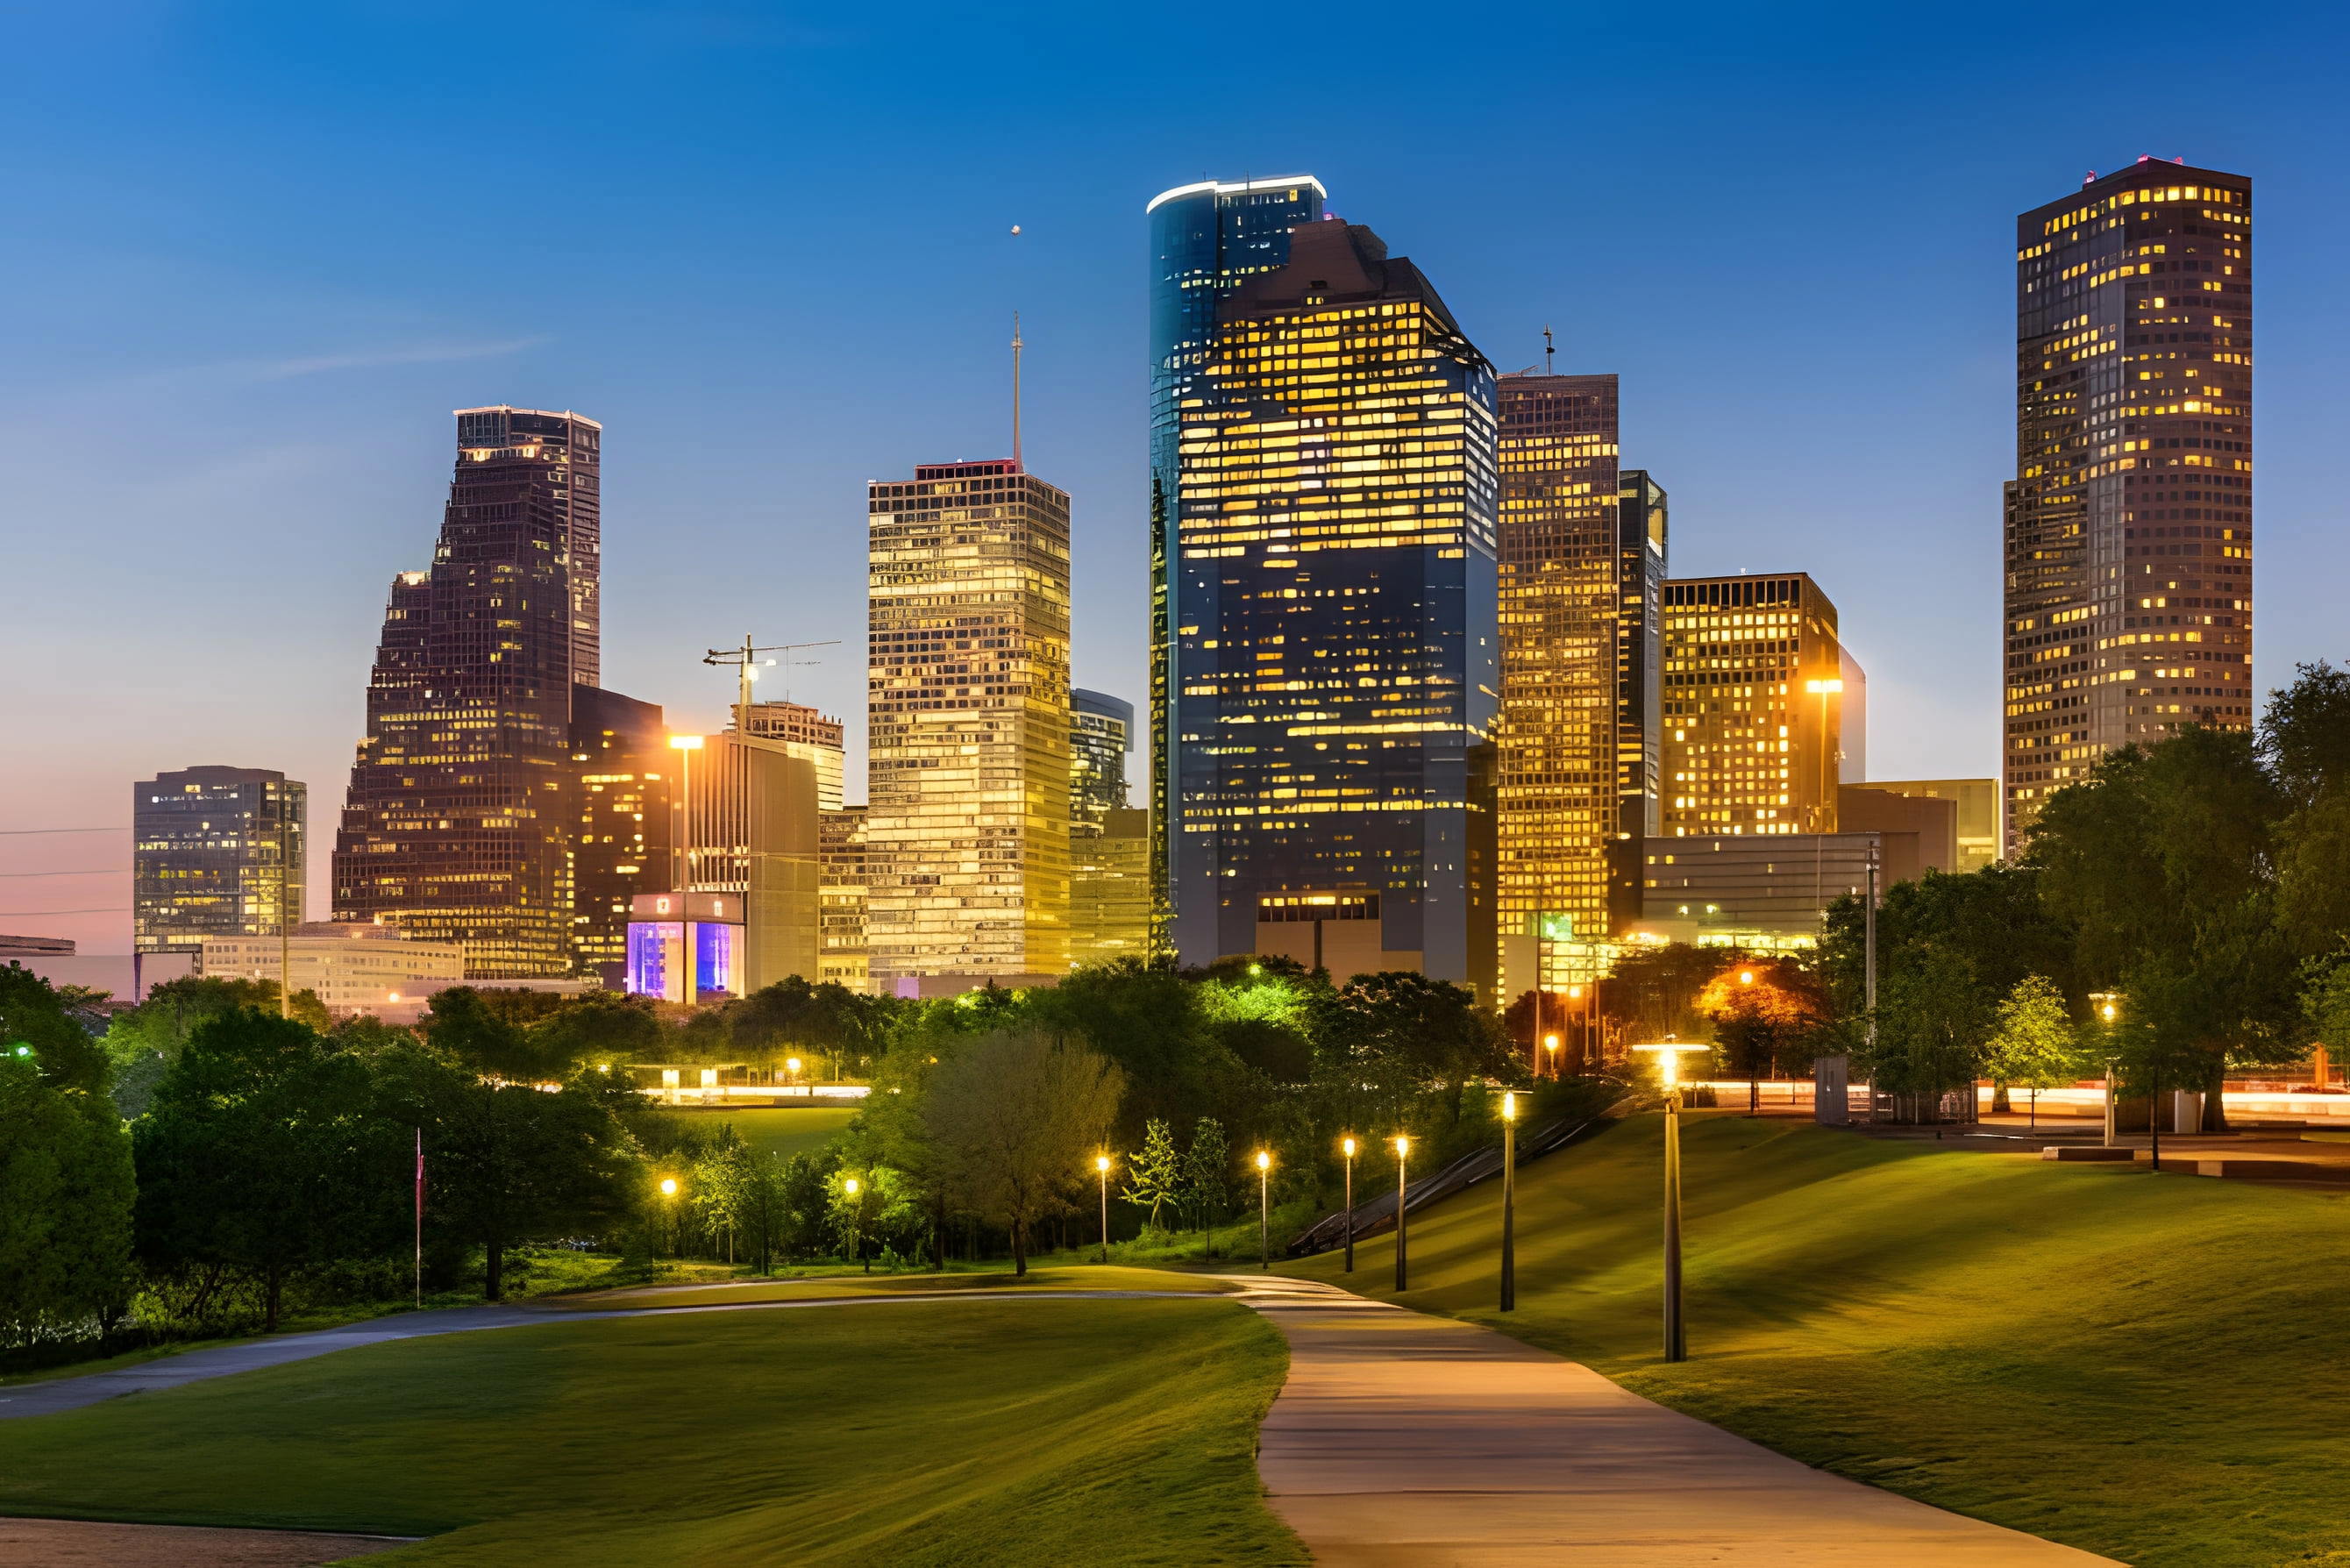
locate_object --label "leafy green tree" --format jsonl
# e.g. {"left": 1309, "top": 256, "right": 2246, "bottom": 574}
{"left": 528, "top": 994, "right": 660, "bottom": 1078}
{"left": 1181, "top": 1116, "right": 1231, "bottom": 1238}
{"left": 426, "top": 1079, "right": 639, "bottom": 1299}
{"left": 919, "top": 1030, "right": 1124, "bottom": 1275}
{"left": 1983, "top": 975, "right": 2082, "bottom": 1127}
{"left": 1861, "top": 949, "right": 1990, "bottom": 1120}
{"left": 134, "top": 1010, "right": 400, "bottom": 1329}
{"left": 422, "top": 987, "right": 537, "bottom": 1081}
{"left": 2303, "top": 949, "right": 2350, "bottom": 1061}
{"left": 1122, "top": 1116, "right": 1183, "bottom": 1230}
{"left": 0, "top": 970, "right": 134, "bottom": 1346}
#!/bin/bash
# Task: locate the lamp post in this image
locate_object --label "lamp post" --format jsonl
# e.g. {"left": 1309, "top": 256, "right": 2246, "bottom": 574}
{"left": 1803, "top": 677, "right": 1843, "bottom": 832}
{"left": 1341, "top": 1136, "right": 1357, "bottom": 1272}
{"left": 1630, "top": 1041, "right": 1713, "bottom": 1362}
{"left": 786, "top": 1056, "right": 802, "bottom": 1094}
{"left": 1543, "top": 1032, "right": 1561, "bottom": 1080}
{"left": 1568, "top": 983, "right": 1585, "bottom": 1072}
{"left": 844, "top": 1175, "right": 867, "bottom": 1272}
{"left": 658, "top": 1175, "right": 680, "bottom": 1258}
{"left": 1095, "top": 1153, "right": 1113, "bottom": 1264}
{"left": 1392, "top": 1135, "right": 1412, "bottom": 1292}
{"left": 2092, "top": 994, "right": 2121, "bottom": 1148}
{"left": 1254, "top": 1150, "right": 1271, "bottom": 1271}
{"left": 1499, "top": 1091, "right": 1518, "bottom": 1312}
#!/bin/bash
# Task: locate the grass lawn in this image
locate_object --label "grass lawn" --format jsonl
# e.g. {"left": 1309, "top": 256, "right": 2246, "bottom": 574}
{"left": 551, "top": 1263, "right": 1240, "bottom": 1309}
{"left": 662, "top": 1104, "right": 860, "bottom": 1161}
{"left": 0, "top": 1296, "right": 1302, "bottom": 1567}
{"left": 1284, "top": 1113, "right": 2350, "bottom": 1568}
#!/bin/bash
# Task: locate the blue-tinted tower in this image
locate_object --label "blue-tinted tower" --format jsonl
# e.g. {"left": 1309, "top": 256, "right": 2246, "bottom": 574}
{"left": 1147, "top": 175, "right": 1327, "bottom": 947}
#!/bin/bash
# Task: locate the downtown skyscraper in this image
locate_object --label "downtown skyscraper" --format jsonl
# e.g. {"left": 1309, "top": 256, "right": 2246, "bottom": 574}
{"left": 865, "top": 458, "right": 1072, "bottom": 987}
{"left": 1148, "top": 175, "right": 1327, "bottom": 942}
{"left": 133, "top": 766, "right": 305, "bottom": 957}
{"left": 2004, "top": 160, "right": 2253, "bottom": 848}
{"left": 1171, "top": 218, "right": 1499, "bottom": 991}
{"left": 333, "top": 407, "right": 602, "bottom": 977}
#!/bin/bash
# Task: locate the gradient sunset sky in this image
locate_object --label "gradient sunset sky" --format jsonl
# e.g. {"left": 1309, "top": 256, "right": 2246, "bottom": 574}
{"left": 4, "top": 1, "right": 2346, "bottom": 953}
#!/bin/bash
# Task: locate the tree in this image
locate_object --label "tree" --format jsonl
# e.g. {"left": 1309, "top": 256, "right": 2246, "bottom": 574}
{"left": 428, "top": 1079, "right": 640, "bottom": 1299}
{"left": 1862, "top": 948, "right": 1990, "bottom": 1121}
{"left": 1181, "top": 1117, "right": 1231, "bottom": 1239}
{"left": 1983, "top": 976, "right": 2081, "bottom": 1128}
{"left": 1694, "top": 958, "right": 1828, "bottom": 1115}
{"left": 528, "top": 994, "right": 660, "bottom": 1078}
{"left": 134, "top": 1010, "right": 399, "bottom": 1329}
{"left": 0, "top": 970, "right": 133, "bottom": 1347}
{"left": 1122, "top": 1116, "right": 1182, "bottom": 1230}
{"left": 919, "top": 1030, "right": 1124, "bottom": 1275}
{"left": 2304, "top": 949, "right": 2350, "bottom": 1063}
{"left": 422, "top": 987, "right": 537, "bottom": 1081}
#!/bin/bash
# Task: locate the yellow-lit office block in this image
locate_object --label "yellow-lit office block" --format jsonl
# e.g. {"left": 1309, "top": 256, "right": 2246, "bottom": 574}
{"left": 1661, "top": 574, "right": 1843, "bottom": 837}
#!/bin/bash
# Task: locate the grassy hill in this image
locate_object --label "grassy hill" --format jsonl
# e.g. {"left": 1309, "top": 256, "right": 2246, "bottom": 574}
{"left": 0, "top": 1293, "right": 1301, "bottom": 1566}
{"left": 1284, "top": 1112, "right": 2350, "bottom": 1568}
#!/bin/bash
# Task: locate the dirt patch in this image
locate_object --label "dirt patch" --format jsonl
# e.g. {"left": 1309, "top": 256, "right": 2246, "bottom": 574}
{"left": 0, "top": 1517, "right": 413, "bottom": 1566}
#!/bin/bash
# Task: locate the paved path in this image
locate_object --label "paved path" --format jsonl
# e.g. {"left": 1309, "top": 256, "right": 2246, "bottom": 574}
{"left": 1225, "top": 1274, "right": 2120, "bottom": 1566}
{"left": 0, "top": 1517, "right": 409, "bottom": 1566}
{"left": 5, "top": 1275, "right": 2119, "bottom": 1565}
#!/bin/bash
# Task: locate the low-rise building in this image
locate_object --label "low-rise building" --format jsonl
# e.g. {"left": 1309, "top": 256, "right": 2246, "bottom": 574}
{"left": 197, "top": 922, "right": 466, "bottom": 1023}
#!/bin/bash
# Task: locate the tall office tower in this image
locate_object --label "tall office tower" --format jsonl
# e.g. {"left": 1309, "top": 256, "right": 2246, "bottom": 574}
{"left": 333, "top": 408, "right": 601, "bottom": 977}
{"left": 1070, "top": 688, "right": 1133, "bottom": 826}
{"left": 685, "top": 732, "right": 821, "bottom": 992}
{"left": 1148, "top": 175, "right": 1328, "bottom": 945}
{"left": 740, "top": 700, "right": 847, "bottom": 812}
{"left": 866, "top": 459, "right": 1072, "bottom": 987}
{"left": 1660, "top": 574, "right": 1844, "bottom": 837}
{"left": 1608, "top": 471, "right": 1668, "bottom": 930}
{"left": 818, "top": 806, "right": 870, "bottom": 994}
{"left": 568, "top": 688, "right": 670, "bottom": 982}
{"left": 1493, "top": 373, "right": 1620, "bottom": 966}
{"left": 133, "top": 767, "right": 305, "bottom": 957}
{"left": 1173, "top": 219, "right": 1499, "bottom": 992}
{"left": 2005, "top": 161, "right": 2253, "bottom": 849}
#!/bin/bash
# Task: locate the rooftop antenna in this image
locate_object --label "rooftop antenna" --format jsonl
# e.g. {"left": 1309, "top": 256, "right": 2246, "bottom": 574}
{"left": 1543, "top": 324, "right": 1556, "bottom": 376}
{"left": 1011, "top": 310, "right": 1025, "bottom": 472}
{"left": 702, "top": 634, "right": 839, "bottom": 725}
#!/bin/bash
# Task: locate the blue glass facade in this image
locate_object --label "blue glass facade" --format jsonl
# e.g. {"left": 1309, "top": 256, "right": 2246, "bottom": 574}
{"left": 1147, "top": 175, "right": 1326, "bottom": 945}
{"left": 1170, "top": 220, "right": 1499, "bottom": 991}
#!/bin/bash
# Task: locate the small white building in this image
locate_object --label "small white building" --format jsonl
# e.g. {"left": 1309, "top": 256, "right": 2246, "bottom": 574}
{"left": 199, "top": 923, "right": 466, "bottom": 1023}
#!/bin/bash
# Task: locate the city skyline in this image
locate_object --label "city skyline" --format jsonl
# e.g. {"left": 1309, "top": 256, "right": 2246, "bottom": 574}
{"left": 8, "top": 4, "right": 2349, "bottom": 958}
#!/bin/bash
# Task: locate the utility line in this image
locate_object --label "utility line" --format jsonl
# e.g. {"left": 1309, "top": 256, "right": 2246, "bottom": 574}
{"left": 0, "top": 827, "right": 117, "bottom": 836}
{"left": 0, "top": 907, "right": 131, "bottom": 917}
{"left": 0, "top": 868, "right": 126, "bottom": 878}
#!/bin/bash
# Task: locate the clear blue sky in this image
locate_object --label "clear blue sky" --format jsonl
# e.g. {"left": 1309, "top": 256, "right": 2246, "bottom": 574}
{"left": 5, "top": 1, "right": 2347, "bottom": 952}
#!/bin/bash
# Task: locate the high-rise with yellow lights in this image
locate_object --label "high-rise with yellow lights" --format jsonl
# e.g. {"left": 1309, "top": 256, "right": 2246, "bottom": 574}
{"left": 1660, "top": 574, "right": 1843, "bottom": 837}
{"left": 1493, "top": 372, "right": 1622, "bottom": 959}
{"left": 2005, "top": 160, "right": 2253, "bottom": 850}
{"left": 865, "top": 459, "right": 1072, "bottom": 987}
{"left": 1171, "top": 219, "right": 1499, "bottom": 992}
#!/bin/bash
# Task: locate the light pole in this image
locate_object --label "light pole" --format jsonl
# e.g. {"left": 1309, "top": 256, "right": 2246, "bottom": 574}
{"left": 1254, "top": 1150, "right": 1271, "bottom": 1271}
{"left": 844, "top": 1175, "right": 867, "bottom": 1272}
{"left": 2092, "top": 994, "right": 2121, "bottom": 1148}
{"left": 277, "top": 790, "right": 294, "bottom": 1021}
{"left": 1499, "top": 1091, "right": 1518, "bottom": 1312}
{"left": 786, "top": 1056, "right": 802, "bottom": 1094}
{"left": 1392, "top": 1135, "right": 1412, "bottom": 1292}
{"left": 1803, "top": 677, "right": 1843, "bottom": 833}
{"left": 1568, "top": 983, "right": 1585, "bottom": 1072}
{"left": 659, "top": 1175, "right": 680, "bottom": 1258}
{"left": 1095, "top": 1153, "right": 1113, "bottom": 1264}
{"left": 1631, "top": 1041, "right": 1713, "bottom": 1362}
{"left": 1543, "top": 1032, "right": 1561, "bottom": 1080}
{"left": 1340, "top": 1137, "right": 1357, "bottom": 1272}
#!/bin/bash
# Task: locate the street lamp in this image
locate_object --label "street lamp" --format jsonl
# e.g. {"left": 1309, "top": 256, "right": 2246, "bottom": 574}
{"left": 1255, "top": 1150, "right": 1272, "bottom": 1271}
{"left": 1630, "top": 1040, "right": 1713, "bottom": 1363}
{"left": 786, "top": 1056, "right": 802, "bottom": 1093}
{"left": 1392, "top": 1135, "right": 1413, "bottom": 1292}
{"left": 1543, "top": 1032, "right": 1561, "bottom": 1080}
{"left": 1340, "top": 1136, "right": 1357, "bottom": 1273}
{"left": 2090, "top": 992, "right": 2123, "bottom": 1147}
{"left": 844, "top": 1175, "right": 867, "bottom": 1273}
{"left": 658, "top": 1175, "right": 680, "bottom": 1258}
{"left": 1569, "top": 982, "right": 1586, "bottom": 1073}
{"left": 1095, "top": 1153, "right": 1113, "bottom": 1264}
{"left": 1499, "top": 1091, "right": 1518, "bottom": 1312}
{"left": 667, "top": 734, "right": 704, "bottom": 906}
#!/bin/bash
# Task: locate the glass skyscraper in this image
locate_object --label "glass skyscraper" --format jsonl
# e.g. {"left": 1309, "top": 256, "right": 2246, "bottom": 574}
{"left": 1148, "top": 175, "right": 1326, "bottom": 945}
{"left": 133, "top": 766, "right": 305, "bottom": 957}
{"left": 333, "top": 407, "right": 600, "bottom": 977}
{"left": 2004, "top": 161, "right": 2253, "bottom": 849}
{"left": 866, "top": 459, "right": 1072, "bottom": 986}
{"left": 1171, "top": 218, "right": 1499, "bottom": 992}
{"left": 1660, "top": 573, "right": 1844, "bottom": 837}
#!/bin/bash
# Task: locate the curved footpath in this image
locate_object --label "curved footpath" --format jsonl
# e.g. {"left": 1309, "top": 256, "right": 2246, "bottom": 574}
{"left": 4, "top": 1277, "right": 2117, "bottom": 1565}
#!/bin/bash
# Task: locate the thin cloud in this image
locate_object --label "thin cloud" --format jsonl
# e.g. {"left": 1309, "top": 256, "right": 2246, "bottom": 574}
{"left": 247, "top": 337, "right": 550, "bottom": 381}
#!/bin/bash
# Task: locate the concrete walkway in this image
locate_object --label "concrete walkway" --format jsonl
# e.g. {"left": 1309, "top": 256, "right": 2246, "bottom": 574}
{"left": 0, "top": 1517, "right": 409, "bottom": 1566}
{"left": 1225, "top": 1274, "right": 2120, "bottom": 1566}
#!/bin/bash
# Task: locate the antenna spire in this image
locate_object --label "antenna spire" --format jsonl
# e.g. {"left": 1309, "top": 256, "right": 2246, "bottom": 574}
{"left": 1542, "top": 324, "right": 1556, "bottom": 376}
{"left": 1011, "top": 310, "right": 1025, "bottom": 471}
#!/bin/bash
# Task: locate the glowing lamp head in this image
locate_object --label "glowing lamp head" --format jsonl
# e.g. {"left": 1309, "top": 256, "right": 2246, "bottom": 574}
{"left": 1630, "top": 1040, "right": 1713, "bottom": 1091}
{"left": 1741, "top": 970, "right": 1755, "bottom": 985}
{"left": 658, "top": 1177, "right": 678, "bottom": 1197}
{"left": 1568, "top": 985, "right": 1584, "bottom": 1000}
{"left": 667, "top": 733, "right": 703, "bottom": 752}
{"left": 1543, "top": 1033, "right": 1560, "bottom": 1051}
{"left": 786, "top": 1057, "right": 801, "bottom": 1073}
{"left": 1394, "top": 1134, "right": 1411, "bottom": 1158}
{"left": 1255, "top": 1150, "right": 1271, "bottom": 1172}
{"left": 1095, "top": 1154, "right": 1112, "bottom": 1173}
{"left": 1502, "top": 1091, "right": 1517, "bottom": 1123}
{"left": 1342, "top": 1136, "right": 1357, "bottom": 1158}
{"left": 1804, "top": 677, "right": 1844, "bottom": 695}
{"left": 2102, "top": 1002, "right": 2118, "bottom": 1021}
{"left": 844, "top": 1177, "right": 859, "bottom": 1196}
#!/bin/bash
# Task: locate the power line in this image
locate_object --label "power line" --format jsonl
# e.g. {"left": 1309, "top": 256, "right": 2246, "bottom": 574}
{"left": 0, "top": 827, "right": 117, "bottom": 836}
{"left": 0, "top": 907, "right": 130, "bottom": 917}
{"left": 0, "top": 869, "right": 126, "bottom": 878}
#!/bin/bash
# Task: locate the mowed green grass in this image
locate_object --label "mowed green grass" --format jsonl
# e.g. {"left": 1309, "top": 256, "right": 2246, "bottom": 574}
{"left": 552, "top": 1264, "right": 1241, "bottom": 1309}
{"left": 0, "top": 1298, "right": 1303, "bottom": 1567}
{"left": 675, "top": 1104, "right": 859, "bottom": 1160}
{"left": 1285, "top": 1114, "right": 2350, "bottom": 1568}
